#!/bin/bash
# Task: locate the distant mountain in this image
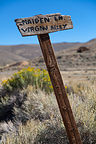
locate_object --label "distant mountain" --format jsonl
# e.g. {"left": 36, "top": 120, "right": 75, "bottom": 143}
{"left": 0, "top": 39, "right": 96, "bottom": 67}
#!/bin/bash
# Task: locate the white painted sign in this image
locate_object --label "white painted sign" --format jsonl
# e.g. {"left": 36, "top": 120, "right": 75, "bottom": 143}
{"left": 15, "top": 13, "right": 73, "bottom": 36}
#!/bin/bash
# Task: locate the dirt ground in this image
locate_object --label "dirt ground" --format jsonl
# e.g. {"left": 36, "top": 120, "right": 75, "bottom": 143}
{"left": 61, "top": 68, "right": 96, "bottom": 83}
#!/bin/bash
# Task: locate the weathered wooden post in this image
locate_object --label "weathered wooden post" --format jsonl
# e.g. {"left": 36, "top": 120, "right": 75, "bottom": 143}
{"left": 15, "top": 13, "right": 82, "bottom": 144}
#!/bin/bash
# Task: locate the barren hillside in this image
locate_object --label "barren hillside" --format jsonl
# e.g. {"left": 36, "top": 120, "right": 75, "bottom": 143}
{"left": 0, "top": 42, "right": 81, "bottom": 66}
{"left": 0, "top": 38, "right": 96, "bottom": 71}
{"left": 30, "top": 39, "right": 96, "bottom": 71}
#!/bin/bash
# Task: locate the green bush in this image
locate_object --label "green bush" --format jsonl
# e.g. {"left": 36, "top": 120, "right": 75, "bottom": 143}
{"left": 1, "top": 67, "right": 53, "bottom": 93}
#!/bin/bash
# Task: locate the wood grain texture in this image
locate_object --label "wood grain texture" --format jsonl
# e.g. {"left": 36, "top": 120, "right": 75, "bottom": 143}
{"left": 38, "top": 33, "right": 82, "bottom": 144}
{"left": 15, "top": 13, "right": 73, "bottom": 36}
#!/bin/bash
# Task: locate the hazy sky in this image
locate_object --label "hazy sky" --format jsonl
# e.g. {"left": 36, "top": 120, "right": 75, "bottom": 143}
{"left": 0, "top": 0, "right": 96, "bottom": 45}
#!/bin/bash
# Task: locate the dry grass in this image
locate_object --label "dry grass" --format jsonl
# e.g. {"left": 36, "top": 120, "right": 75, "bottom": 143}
{"left": 0, "top": 75, "right": 96, "bottom": 144}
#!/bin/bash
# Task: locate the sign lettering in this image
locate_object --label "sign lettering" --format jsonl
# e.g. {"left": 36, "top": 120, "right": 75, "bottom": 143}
{"left": 15, "top": 13, "right": 73, "bottom": 36}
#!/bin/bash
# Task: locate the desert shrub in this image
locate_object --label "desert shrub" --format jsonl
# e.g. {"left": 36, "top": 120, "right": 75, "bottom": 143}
{"left": 68, "top": 80, "right": 96, "bottom": 143}
{"left": 0, "top": 67, "right": 68, "bottom": 123}
{"left": 1, "top": 120, "right": 46, "bottom": 144}
{"left": 0, "top": 67, "right": 54, "bottom": 121}
{"left": 1, "top": 67, "right": 53, "bottom": 93}
{"left": 1, "top": 79, "right": 96, "bottom": 144}
{"left": 0, "top": 90, "right": 27, "bottom": 122}
{"left": 13, "top": 86, "right": 61, "bottom": 123}
{"left": 1, "top": 69, "right": 96, "bottom": 143}
{"left": 1, "top": 120, "right": 68, "bottom": 144}
{"left": 34, "top": 124, "right": 68, "bottom": 144}
{"left": 1, "top": 88, "right": 63, "bottom": 144}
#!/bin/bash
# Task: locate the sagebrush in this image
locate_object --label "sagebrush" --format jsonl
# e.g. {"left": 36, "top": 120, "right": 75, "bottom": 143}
{"left": 0, "top": 68, "right": 96, "bottom": 144}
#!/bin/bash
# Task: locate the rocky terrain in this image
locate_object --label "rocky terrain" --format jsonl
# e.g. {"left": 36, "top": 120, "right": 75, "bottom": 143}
{"left": 30, "top": 38, "right": 96, "bottom": 71}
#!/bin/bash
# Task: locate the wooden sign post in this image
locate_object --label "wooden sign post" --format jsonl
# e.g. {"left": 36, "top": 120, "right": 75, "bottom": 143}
{"left": 15, "top": 13, "right": 82, "bottom": 144}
